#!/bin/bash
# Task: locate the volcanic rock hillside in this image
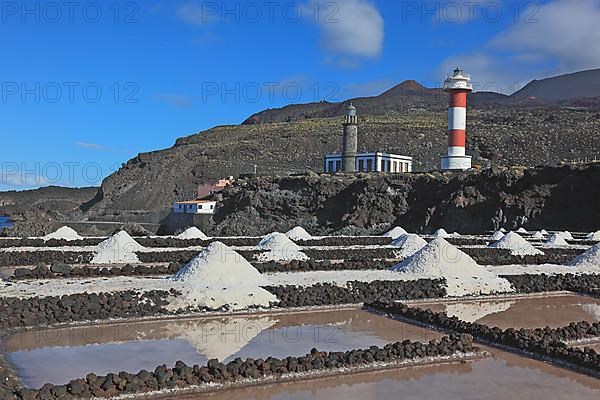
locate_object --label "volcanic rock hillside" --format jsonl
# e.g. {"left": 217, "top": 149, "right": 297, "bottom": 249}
{"left": 244, "top": 69, "right": 600, "bottom": 124}
{"left": 0, "top": 186, "right": 98, "bottom": 236}
{"left": 511, "top": 69, "right": 600, "bottom": 105}
{"left": 83, "top": 108, "right": 600, "bottom": 218}
{"left": 210, "top": 164, "right": 600, "bottom": 236}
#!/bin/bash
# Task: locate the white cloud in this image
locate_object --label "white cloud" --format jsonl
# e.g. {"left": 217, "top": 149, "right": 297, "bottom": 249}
{"left": 309, "top": 0, "right": 384, "bottom": 59}
{"left": 491, "top": 0, "right": 600, "bottom": 72}
{"left": 438, "top": 0, "right": 600, "bottom": 94}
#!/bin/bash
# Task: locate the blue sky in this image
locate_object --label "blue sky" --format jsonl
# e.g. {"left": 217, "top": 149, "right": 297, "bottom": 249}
{"left": 1, "top": 0, "right": 598, "bottom": 190}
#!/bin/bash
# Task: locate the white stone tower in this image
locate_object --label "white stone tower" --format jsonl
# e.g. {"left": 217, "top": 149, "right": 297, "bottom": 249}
{"left": 342, "top": 103, "right": 358, "bottom": 172}
{"left": 441, "top": 67, "right": 473, "bottom": 171}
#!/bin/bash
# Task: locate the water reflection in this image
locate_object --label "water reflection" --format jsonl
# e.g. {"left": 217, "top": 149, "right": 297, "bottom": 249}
{"left": 4, "top": 309, "right": 441, "bottom": 388}
{"left": 422, "top": 294, "right": 600, "bottom": 329}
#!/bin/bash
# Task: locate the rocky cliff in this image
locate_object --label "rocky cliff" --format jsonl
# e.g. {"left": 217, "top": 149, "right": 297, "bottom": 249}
{"left": 207, "top": 164, "right": 600, "bottom": 236}
{"left": 83, "top": 108, "right": 600, "bottom": 220}
{"left": 0, "top": 186, "right": 98, "bottom": 237}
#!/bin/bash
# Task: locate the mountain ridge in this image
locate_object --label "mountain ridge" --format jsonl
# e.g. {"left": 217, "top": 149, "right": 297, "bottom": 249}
{"left": 243, "top": 69, "right": 600, "bottom": 124}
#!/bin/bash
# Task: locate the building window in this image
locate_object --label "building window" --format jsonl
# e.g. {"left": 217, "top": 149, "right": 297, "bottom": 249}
{"left": 327, "top": 160, "right": 334, "bottom": 172}
{"left": 366, "top": 159, "right": 373, "bottom": 172}
{"left": 358, "top": 159, "right": 365, "bottom": 171}
{"left": 335, "top": 160, "right": 341, "bottom": 171}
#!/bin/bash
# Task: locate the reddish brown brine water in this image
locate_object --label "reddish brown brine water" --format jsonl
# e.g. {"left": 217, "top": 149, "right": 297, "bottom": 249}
{"left": 3, "top": 309, "right": 442, "bottom": 388}
{"left": 416, "top": 294, "right": 600, "bottom": 329}
{"left": 179, "top": 347, "right": 600, "bottom": 400}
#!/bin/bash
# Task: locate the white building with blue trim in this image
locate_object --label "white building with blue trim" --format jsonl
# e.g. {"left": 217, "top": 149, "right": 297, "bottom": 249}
{"left": 324, "top": 104, "right": 413, "bottom": 173}
{"left": 324, "top": 152, "right": 412, "bottom": 173}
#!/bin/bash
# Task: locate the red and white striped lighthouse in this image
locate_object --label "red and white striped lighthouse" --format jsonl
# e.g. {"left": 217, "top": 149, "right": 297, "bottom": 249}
{"left": 441, "top": 67, "right": 473, "bottom": 171}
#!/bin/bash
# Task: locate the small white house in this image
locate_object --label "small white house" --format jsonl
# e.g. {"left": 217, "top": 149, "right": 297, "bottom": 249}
{"left": 173, "top": 200, "right": 217, "bottom": 215}
{"left": 324, "top": 152, "right": 413, "bottom": 173}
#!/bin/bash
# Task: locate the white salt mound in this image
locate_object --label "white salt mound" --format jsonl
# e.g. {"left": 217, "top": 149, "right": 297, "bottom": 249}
{"left": 540, "top": 229, "right": 549, "bottom": 235}
{"left": 257, "top": 232, "right": 309, "bottom": 262}
{"left": 488, "top": 231, "right": 544, "bottom": 256}
{"left": 569, "top": 243, "right": 600, "bottom": 270}
{"left": 285, "top": 226, "right": 313, "bottom": 241}
{"left": 174, "top": 242, "right": 270, "bottom": 286}
{"left": 490, "top": 231, "right": 505, "bottom": 241}
{"left": 544, "top": 234, "right": 569, "bottom": 247}
{"left": 516, "top": 227, "right": 528, "bottom": 234}
{"left": 531, "top": 231, "right": 545, "bottom": 240}
{"left": 391, "top": 234, "right": 427, "bottom": 258}
{"left": 382, "top": 226, "right": 408, "bottom": 239}
{"left": 91, "top": 231, "right": 144, "bottom": 264}
{"left": 391, "top": 238, "right": 514, "bottom": 296}
{"left": 433, "top": 228, "right": 449, "bottom": 238}
{"left": 170, "top": 242, "right": 277, "bottom": 310}
{"left": 558, "top": 231, "right": 573, "bottom": 240}
{"left": 177, "top": 227, "right": 209, "bottom": 240}
{"left": 43, "top": 226, "right": 82, "bottom": 241}
{"left": 587, "top": 230, "right": 600, "bottom": 241}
